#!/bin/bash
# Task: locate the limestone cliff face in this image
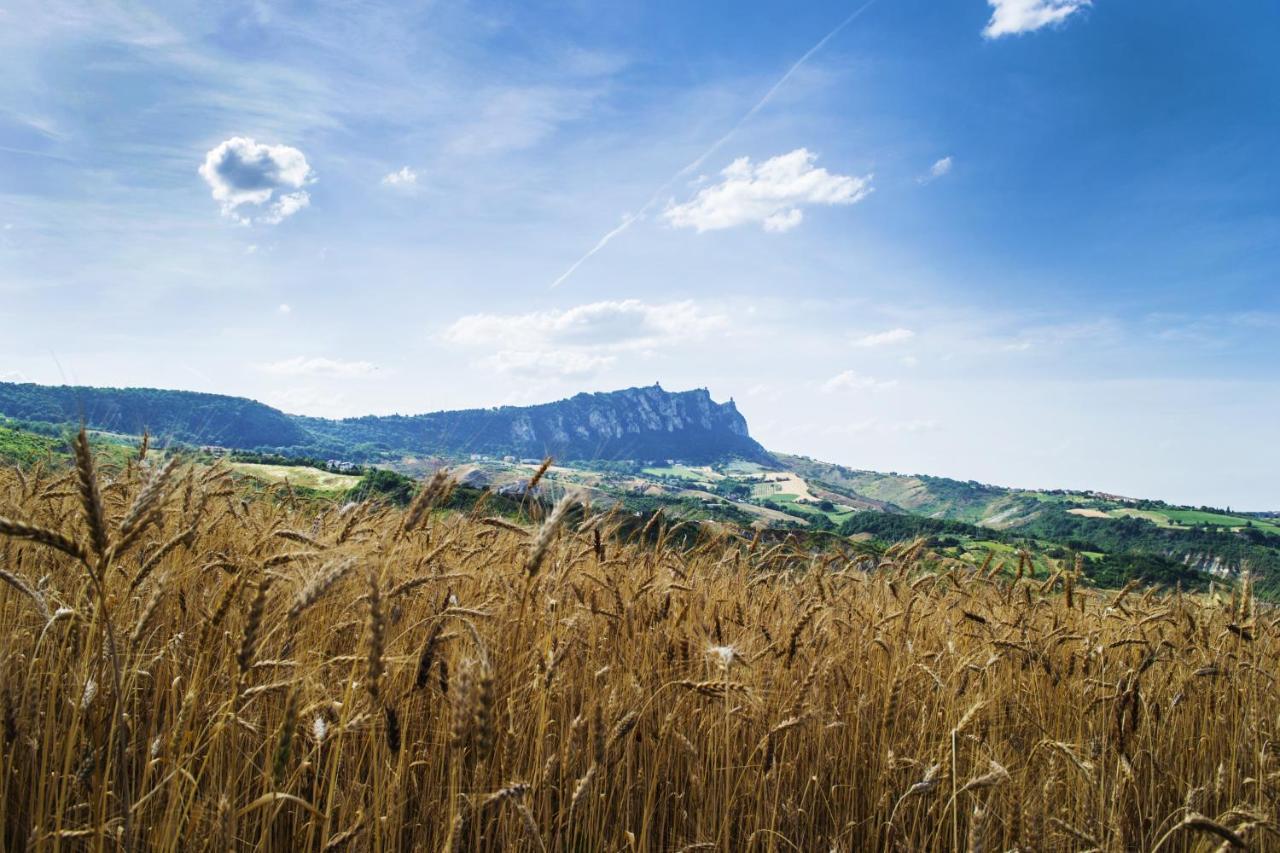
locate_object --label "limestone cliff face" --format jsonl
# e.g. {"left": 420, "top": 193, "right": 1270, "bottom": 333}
{"left": 360, "top": 384, "right": 766, "bottom": 463}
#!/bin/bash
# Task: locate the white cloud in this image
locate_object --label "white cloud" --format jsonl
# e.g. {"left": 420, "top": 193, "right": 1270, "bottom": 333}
{"left": 820, "top": 370, "right": 898, "bottom": 393}
{"left": 853, "top": 328, "right": 915, "bottom": 347}
{"left": 381, "top": 166, "right": 418, "bottom": 187}
{"left": 263, "top": 190, "right": 310, "bottom": 224}
{"left": 444, "top": 299, "right": 724, "bottom": 349}
{"left": 199, "top": 137, "right": 314, "bottom": 225}
{"left": 443, "top": 299, "right": 726, "bottom": 376}
{"left": 983, "top": 0, "right": 1090, "bottom": 38}
{"left": 663, "top": 148, "right": 872, "bottom": 233}
{"left": 480, "top": 349, "right": 616, "bottom": 377}
{"left": 277, "top": 303, "right": 292, "bottom": 315}
{"left": 259, "top": 356, "right": 376, "bottom": 377}
{"left": 918, "top": 156, "right": 953, "bottom": 184}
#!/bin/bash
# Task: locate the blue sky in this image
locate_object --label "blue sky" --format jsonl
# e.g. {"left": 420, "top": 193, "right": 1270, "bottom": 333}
{"left": 1, "top": 0, "right": 1277, "bottom": 507}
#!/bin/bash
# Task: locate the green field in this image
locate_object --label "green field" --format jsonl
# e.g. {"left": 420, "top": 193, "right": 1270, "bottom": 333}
{"left": 1157, "top": 508, "right": 1280, "bottom": 533}
{"left": 1067, "top": 504, "right": 1280, "bottom": 535}
{"left": 1020, "top": 491, "right": 1091, "bottom": 505}
{"left": 641, "top": 464, "right": 714, "bottom": 481}
{"left": 720, "top": 460, "right": 769, "bottom": 476}
{"left": 764, "top": 491, "right": 858, "bottom": 524}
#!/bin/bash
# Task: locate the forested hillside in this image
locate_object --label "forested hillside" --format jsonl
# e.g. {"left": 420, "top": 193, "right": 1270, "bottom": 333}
{"left": 0, "top": 382, "right": 309, "bottom": 447}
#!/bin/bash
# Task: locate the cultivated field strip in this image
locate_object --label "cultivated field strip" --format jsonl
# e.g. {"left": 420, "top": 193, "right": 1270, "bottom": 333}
{"left": 0, "top": 436, "right": 1277, "bottom": 851}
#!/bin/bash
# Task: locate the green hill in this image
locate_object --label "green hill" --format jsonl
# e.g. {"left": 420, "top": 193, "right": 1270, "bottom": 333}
{"left": 774, "top": 452, "right": 1280, "bottom": 593}
{"left": 0, "top": 382, "right": 309, "bottom": 448}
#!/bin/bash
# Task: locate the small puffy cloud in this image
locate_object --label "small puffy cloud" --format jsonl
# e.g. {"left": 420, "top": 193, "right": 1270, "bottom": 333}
{"left": 918, "top": 156, "right": 953, "bottom": 184}
{"left": 983, "top": 0, "right": 1090, "bottom": 38}
{"left": 381, "top": 166, "right": 418, "bottom": 187}
{"left": 277, "top": 303, "right": 291, "bottom": 315}
{"left": 199, "top": 137, "right": 314, "bottom": 225}
{"left": 853, "top": 328, "right": 915, "bottom": 348}
{"left": 820, "top": 370, "right": 898, "bottom": 393}
{"left": 259, "top": 356, "right": 376, "bottom": 377}
{"left": 664, "top": 148, "right": 872, "bottom": 233}
{"left": 443, "top": 299, "right": 725, "bottom": 377}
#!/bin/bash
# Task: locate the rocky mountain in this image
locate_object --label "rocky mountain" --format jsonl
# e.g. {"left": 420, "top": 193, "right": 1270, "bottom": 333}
{"left": 300, "top": 384, "right": 768, "bottom": 463}
{"left": 0, "top": 381, "right": 769, "bottom": 464}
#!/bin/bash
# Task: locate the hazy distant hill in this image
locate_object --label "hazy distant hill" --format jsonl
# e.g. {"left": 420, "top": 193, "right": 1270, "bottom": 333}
{"left": 0, "top": 381, "right": 769, "bottom": 464}
{"left": 775, "top": 452, "right": 1280, "bottom": 592}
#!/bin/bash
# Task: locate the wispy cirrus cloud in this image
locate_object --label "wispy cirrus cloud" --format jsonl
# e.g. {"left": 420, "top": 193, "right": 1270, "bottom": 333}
{"left": 199, "top": 137, "right": 314, "bottom": 225}
{"left": 664, "top": 148, "right": 871, "bottom": 233}
{"left": 820, "top": 370, "right": 898, "bottom": 393}
{"left": 983, "top": 0, "right": 1091, "bottom": 39}
{"left": 480, "top": 349, "right": 617, "bottom": 377}
{"left": 258, "top": 356, "right": 376, "bottom": 377}
{"left": 449, "top": 85, "right": 602, "bottom": 155}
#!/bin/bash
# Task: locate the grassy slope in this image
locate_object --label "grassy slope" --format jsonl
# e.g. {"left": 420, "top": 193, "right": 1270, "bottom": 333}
{"left": 228, "top": 462, "right": 362, "bottom": 493}
{"left": 0, "top": 424, "right": 141, "bottom": 470}
{"left": 773, "top": 452, "right": 1041, "bottom": 525}
{"left": 0, "top": 425, "right": 64, "bottom": 467}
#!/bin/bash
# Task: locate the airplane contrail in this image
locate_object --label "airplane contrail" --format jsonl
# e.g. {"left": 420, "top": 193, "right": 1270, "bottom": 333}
{"left": 550, "top": 0, "right": 882, "bottom": 289}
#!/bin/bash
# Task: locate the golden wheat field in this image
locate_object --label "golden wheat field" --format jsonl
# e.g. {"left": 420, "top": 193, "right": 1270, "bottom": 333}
{"left": 1, "top": 434, "right": 1278, "bottom": 852}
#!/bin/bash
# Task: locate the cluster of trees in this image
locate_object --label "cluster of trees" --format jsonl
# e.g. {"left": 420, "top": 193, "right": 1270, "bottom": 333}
{"left": 1086, "top": 553, "right": 1216, "bottom": 591}
{"left": 225, "top": 450, "right": 367, "bottom": 475}
{"left": 0, "top": 424, "right": 63, "bottom": 467}
{"left": 345, "top": 469, "right": 417, "bottom": 506}
{"left": 838, "top": 512, "right": 988, "bottom": 542}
